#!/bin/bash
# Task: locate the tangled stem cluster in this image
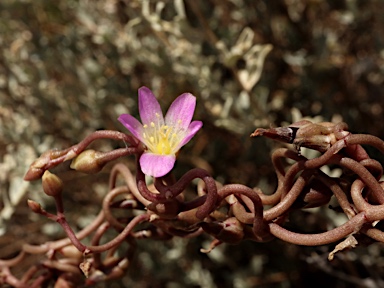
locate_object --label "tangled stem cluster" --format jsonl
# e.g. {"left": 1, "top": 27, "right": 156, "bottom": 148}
{"left": 2, "top": 121, "right": 384, "bottom": 287}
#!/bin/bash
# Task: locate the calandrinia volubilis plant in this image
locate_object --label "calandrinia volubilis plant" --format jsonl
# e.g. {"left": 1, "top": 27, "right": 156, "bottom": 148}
{"left": 118, "top": 86, "right": 203, "bottom": 177}
{"left": 13, "top": 114, "right": 384, "bottom": 287}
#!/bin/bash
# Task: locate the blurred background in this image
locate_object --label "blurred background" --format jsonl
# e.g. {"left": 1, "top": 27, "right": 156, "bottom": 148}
{"left": 0, "top": 0, "right": 384, "bottom": 287}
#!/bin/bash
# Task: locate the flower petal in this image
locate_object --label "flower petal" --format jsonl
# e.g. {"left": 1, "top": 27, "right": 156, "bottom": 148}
{"left": 118, "top": 114, "right": 144, "bottom": 141}
{"left": 138, "top": 86, "right": 164, "bottom": 125}
{"left": 140, "top": 153, "right": 176, "bottom": 177}
{"left": 165, "top": 93, "right": 196, "bottom": 130}
{"left": 178, "top": 120, "right": 203, "bottom": 148}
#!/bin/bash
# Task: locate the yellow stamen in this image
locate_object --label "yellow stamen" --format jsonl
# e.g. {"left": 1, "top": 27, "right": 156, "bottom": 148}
{"left": 142, "top": 120, "right": 185, "bottom": 155}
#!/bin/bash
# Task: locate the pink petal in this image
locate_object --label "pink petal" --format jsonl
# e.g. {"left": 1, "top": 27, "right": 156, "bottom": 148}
{"left": 178, "top": 120, "right": 203, "bottom": 148}
{"left": 138, "top": 86, "right": 164, "bottom": 125}
{"left": 118, "top": 114, "right": 144, "bottom": 141}
{"left": 140, "top": 153, "right": 176, "bottom": 177}
{"left": 165, "top": 93, "right": 196, "bottom": 130}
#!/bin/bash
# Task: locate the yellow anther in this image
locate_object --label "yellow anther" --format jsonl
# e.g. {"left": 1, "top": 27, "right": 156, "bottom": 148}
{"left": 140, "top": 117, "right": 187, "bottom": 156}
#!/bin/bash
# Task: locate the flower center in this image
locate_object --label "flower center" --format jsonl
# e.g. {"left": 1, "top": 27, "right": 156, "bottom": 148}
{"left": 142, "top": 116, "right": 183, "bottom": 155}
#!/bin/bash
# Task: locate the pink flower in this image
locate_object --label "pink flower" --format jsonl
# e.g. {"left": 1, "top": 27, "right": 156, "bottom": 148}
{"left": 118, "top": 87, "right": 203, "bottom": 177}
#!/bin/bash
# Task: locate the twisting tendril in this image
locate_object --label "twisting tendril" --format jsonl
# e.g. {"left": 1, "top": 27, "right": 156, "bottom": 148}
{"left": 2, "top": 120, "right": 384, "bottom": 287}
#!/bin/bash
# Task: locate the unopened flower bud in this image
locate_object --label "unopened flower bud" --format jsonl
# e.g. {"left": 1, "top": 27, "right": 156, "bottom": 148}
{"left": 147, "top": 200, "right": 180, "bottom": 219}
{"left": 24, "top": 167, "right": 45, "bottom": 182}
{"left": 70, "top": 149, "right": 105, "bottom": 174}
{"left": 24, "top": 151, "right": 51, "bottom": 181}
{"left": 59, "top": 245, "right": 83, "bottom": 260}
{"left": 27, "top": 199, "right": 43, "bottom": 213}
{"left": 24, "top": 149, "right": 71, "bottom": 181}
{"left": 42, "top": 170, "right": 63, "bottom": 197}
{"left": 201, "top": 217, "right": 244, "bottom": 244}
